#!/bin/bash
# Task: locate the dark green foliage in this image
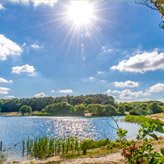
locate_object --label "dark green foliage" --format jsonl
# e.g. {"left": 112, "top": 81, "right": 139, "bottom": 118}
{"left": 42, "top": 102, "right": 74, "bottom": 115}
{"left": 123, "top": 101, "right": 164, "bottom": 116}
{"left": 74, "top": 103, "right": 86, "bottom": 116}
{"left": 20, "top": 105, "right": 32, "bottom": 116}
{"left": 0, "top": 94, "right": 115, "bottom": 113}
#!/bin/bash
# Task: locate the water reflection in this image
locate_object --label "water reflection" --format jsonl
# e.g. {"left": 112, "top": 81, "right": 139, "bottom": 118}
{"left": 0, "top": 116, "right": 140, "bottom": 161}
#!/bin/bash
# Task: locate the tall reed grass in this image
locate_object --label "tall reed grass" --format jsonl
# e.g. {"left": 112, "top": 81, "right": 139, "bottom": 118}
{"left": 23, "top": 136, "right": 111, "bottom": 159}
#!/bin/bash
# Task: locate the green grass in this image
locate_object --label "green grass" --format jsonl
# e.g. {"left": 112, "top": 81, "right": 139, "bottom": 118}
{"left": 31, "top": 112, "right": 56, "bottom": 116}
{"left": 124, "top": 115, "right": 164, "bottom": 126}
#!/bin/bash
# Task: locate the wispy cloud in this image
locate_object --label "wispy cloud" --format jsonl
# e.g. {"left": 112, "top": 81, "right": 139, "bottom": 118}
{"left": 0, "top": 87, "right": 10, "bottom": 94}
{"left": 97, "top": 71, "right": 104, "bottom": 75}
{"left": 111, "top": 50, "right": 164, "bottom": 73}
{"left": 34, "top": 92, "right": 46, "bottom": 98}
{"left": 106, "top": 88, "right": 150, "bottom": 100}
{"left": 0, "top": 78, "right": 13, "bottom": 83}
{"left": 51, "top": 90, "right": 55, "bottom": 93}
{"left": 58, "top": 89, "right": 73, "bottom": 94}
{"left": 119, "top": 89, "right": 150, "bottom": 100}
{"left": 30, "top": 44, "right": 42, "bottom": 49}
{"left": 11, "top": 64, "right": 37, "bottom": 76}
{"left": 113, "top": 80, "right": 139, "bottom": 88}
{"left": 0, "top": 34, "right": 22, "bottom": 61}
{"left": 10, "top": 0, "right": 57, "bottom": 7}
{"left": 4, "top": 95, "right": 15, "bottom": 99}
{"left": 89, "top": 77, "right": 95, "bottom": 80}
{"left": 100, "top": 80, "right": 106, "bottom": 84}
{"left": 101, "top": 46, "right": 112, "bottom": 54}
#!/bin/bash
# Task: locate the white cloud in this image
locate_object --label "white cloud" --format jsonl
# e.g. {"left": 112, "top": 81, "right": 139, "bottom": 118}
{"left": 0, "top": 78, "right": 13, "bottom": 83}
{"left": 106, "top": 89, "right": 111, "bottom": 94}
{"left": 116, "top": 98, "right": 152, "bottom": 103}
{"left": 32, "top": 0, "right": 57, "bottom": 7}
{"left": 111, "top": 50, "right": 164, "bottom": 73}
{"left": 119, "top": 89, "right": 150, "bottom": 100}
{"left": 58, "top": 89, "right": 73, "bottom": 94}
{"left": 106, "top": 89, "right": 121, "bottom": 94}
{"left": 149, "top": 83, "right": 164, "bottom": 92}
{"left": 30, "top": 44, "right": 41, "bottom": 49}
{"left": 4, "top": 95, "right": 15, "bottom": 99}
{"left": 51, "top": 90, "right": 55, "bottom": 93}
{"left": 34, "top": 92, "right": 46, "bottom": 98}
{"left": 113, "top": 80, "right": 139, "bottom": 88}
{"left": 22, "top": 42, "right": 26, "bottom": 47}
{"left": 0, "top": 4, "right": 5, "bottom": 10}
{"left": 112, "top": 90, "right": 121, "bottom": 94}
{"left": 103, "top": 49, "right": 112, "bottom": 53}
{"left": 89, "top": 77, "right": 95, "bottom": 80}
{"left": 0, "top": 34, "right": 22, "bottom": 61}
{"left": 10, "top": 0, "right": 57, "bottom": 7}
{"left": 97, "top": 71, "right": 104, "bottom": 75}
{"left": 11, "top": 64, "right": 37, "bottom": 76}
{"left": 101, "top": 46, "right": 112, "bottom": 53}
{"left": 0, "top": 87, "right": 10, "bottom": 94}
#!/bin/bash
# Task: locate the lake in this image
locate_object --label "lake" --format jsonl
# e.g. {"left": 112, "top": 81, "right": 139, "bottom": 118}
{"left": 0, "top": 116, "right": 140, "bottom": 162}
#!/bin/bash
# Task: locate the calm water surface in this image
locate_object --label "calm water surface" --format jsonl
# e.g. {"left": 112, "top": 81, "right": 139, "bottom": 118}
{"left": 0, "top": 116, "right": 140, "bottom": 161}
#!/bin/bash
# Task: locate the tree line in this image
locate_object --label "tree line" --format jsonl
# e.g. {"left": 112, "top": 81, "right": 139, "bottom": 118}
{"left": 1, "top": 94, "right": 164, "bottom": 116}
{"left": 122, "top": 101, "right": 164, "bottom": 115}
{"left": 0, "top": 94, "right": 123, "bottom": 116}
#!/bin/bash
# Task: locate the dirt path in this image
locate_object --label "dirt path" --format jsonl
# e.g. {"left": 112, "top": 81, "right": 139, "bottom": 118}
{"left": 14, "top": 151, "right": 124, "bottom": 164}
{"left": 59, "top": 151, "right": 124, "bottom": 164}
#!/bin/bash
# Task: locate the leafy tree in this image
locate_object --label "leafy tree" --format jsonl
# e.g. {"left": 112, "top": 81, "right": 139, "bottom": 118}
{"left": 136, "top": 0, "right": 164, "bottom": 29}
{"left": 118, "top": 104, "right": 125, "bottom": 115}
{"left": 105, "top": 104, "right": 118, "bottom": 116}
{"left": 147, "top": 102, "right": 163, "bottom": 114}
{"left": 42, "top": 102, "right": 74, "bottom": 115}
{"left": 74, "top": 103, "right": 86, "bottom": 116}
{"left": 87, "top": 104, "right": 105, "bottom": 116}
{"left": 20, "top": 105, "right": 32, "bottom": 115}
{"left": 84, "top": 97, "right": 94, "bottom": 105}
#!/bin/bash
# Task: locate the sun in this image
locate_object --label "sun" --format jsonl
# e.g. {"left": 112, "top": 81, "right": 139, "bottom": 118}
{"left": 67, "top": 1, "right": 95, "bottom": 27}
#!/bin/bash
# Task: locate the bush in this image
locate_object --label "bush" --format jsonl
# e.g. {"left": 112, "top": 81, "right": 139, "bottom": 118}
{"left": 116, "top": 118, "right": 164, "bottom": 163}
{"left": 20, "top": 105, "right": 32, "bottom": 116}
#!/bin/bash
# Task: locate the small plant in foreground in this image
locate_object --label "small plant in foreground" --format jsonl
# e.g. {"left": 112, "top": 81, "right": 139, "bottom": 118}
{"left": 0, "top": 153, "right": 6, "bottom": 164}
{"left": 116, "top": 118, "right": 164, "bottom": 164}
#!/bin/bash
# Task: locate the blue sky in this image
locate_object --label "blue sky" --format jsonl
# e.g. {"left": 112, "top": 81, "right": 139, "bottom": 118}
{"left": 0, "top": 0, "right": 164, "bottom": 102}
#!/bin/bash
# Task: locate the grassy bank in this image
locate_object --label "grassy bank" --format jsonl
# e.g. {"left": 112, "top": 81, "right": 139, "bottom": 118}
{"left": 124, "top": 115, "right": 164, "bottom": 125}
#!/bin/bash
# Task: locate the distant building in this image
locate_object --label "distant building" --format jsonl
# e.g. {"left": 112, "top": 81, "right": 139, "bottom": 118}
{"left": 84, "top": 113, "right": 92, "bottom": 117}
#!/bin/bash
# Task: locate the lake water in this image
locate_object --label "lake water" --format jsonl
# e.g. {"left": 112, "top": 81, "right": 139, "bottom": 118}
{"left": 0, "top": 116, "right": 140, "bottom": 162}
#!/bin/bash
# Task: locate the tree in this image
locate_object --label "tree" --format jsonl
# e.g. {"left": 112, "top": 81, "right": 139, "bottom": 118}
{"left": 147, "top": 102, "right": 163, "bottom": 114}
{"left": 136, "top": 0, "right": 164, "bottom": 29}
{"left": 20, "top": 105, "right": 32, "bottom": 116}
{"left": 74, "top": 103, "right": 86, "bottom": 116}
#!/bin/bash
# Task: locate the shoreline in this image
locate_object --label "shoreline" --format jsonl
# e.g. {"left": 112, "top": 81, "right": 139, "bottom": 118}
{"left": 0, "top": 112, "right": 125, "bottom": 117}
{"left": 6, "top": 137, "right": 164, "bottom": 164}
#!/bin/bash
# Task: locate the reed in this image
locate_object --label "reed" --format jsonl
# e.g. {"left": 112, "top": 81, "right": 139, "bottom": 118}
{"left": 23, "top": 136, "right": 111, "bottom": 159}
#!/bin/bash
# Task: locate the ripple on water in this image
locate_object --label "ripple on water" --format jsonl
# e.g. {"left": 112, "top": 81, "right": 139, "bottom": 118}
{"left": 0, "top": 116, "right": 140, "bottom": 161}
